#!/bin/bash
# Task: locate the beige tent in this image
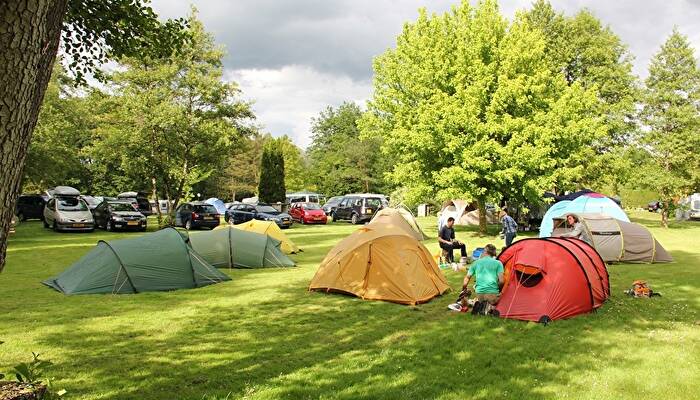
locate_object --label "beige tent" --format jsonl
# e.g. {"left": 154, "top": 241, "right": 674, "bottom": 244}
{"left": 225, "top": 220, "right": 300, "bottom": 254}
{"left": 309, "top": 226, "right": 450, "bottom": 305}
{"left": 438, "top": 200, "right": 495, "bottom": 229}
{"left": 369, "top": 207, "right": 427, "bottom": 241}
{"left": 552, "top": 213, "right": 673, "bottom": 263}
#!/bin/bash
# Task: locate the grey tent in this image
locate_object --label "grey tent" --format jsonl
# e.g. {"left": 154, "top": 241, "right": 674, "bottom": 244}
{"left": 188, "top": 226, "right": 295, "bottom": 269}
{"left": 43, "top": 228, "right": 230, "bottom": 294}
{"left": 552, "top": 213, "right": 673, "bottom": 263}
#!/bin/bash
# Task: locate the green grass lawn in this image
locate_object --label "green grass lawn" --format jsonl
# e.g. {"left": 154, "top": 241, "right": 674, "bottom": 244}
{"left": 1, "top": 211, "right": 699, "bottom": 399}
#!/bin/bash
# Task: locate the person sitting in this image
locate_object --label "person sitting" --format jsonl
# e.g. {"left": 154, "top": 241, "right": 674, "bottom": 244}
{"left": 462, "top": 244, "right": 504, "bottom": 307}
{"left": 558, "top": 214, "right": 592, "bottom": 244}
{"left": 438, "top": 217, "right": 467, "bottom": 264}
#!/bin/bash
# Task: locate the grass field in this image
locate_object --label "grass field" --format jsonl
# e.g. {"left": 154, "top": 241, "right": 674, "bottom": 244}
{"left": 1, "top": 211, "right": 699, "bottom": 399}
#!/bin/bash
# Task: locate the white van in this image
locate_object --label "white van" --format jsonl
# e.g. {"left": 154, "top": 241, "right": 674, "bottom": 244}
{"left": 286, "top": 192, "right": 325, "bottom": 205}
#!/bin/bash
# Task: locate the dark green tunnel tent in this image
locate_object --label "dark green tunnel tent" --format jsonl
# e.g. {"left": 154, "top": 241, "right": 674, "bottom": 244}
{"left": 188, "top": 226, "right": 295, "bottom": 269}
{"left": 43, "top": 228, "right": 230, "bottom": 295}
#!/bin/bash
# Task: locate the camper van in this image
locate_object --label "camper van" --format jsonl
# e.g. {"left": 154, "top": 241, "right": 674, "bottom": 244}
{"left": 286, "top": 191, "right": 325, "bottom": 205}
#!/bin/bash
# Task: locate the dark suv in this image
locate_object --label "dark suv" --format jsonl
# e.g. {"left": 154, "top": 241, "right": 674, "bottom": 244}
{"left": 174, "top": 202, "right": 220, "bottom": 230}
{"left": 226, "top": 203, "right": 293, "bottom": 229}
{"left": 332, "top": 194, "right": 385, "bottom": 224}
{"left": 15, "top": 194, "right": 46, "bottom": 221}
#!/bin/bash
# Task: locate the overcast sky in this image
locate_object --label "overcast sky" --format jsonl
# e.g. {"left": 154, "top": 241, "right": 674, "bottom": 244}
{"left": 150, "top": 0, "right": 700, "bottom": 148}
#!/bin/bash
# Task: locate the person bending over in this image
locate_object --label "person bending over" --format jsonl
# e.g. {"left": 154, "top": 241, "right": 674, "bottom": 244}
{"left": 559, "top": 214, "right": 592, "bottom": 244}
{"left": 438, "top": 217, "right": 467, "bottom": 263}
{"left": 463, "top": 244, "right": 504, "bottom": 305}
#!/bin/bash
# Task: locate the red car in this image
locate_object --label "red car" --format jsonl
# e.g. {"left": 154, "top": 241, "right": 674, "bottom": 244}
{"left": 289, "top": 202, "right": 328, "bottom": 224}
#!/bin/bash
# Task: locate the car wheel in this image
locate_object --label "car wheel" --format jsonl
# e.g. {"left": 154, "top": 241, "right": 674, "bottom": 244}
{"left": 330, "top": 212, "right": 336, "bottom": 221}
{"left": 106, "top": 220, "right": 113, "bottom": 232}
{"left": 43, "top": 218, "right": 49, "bottom": 228}
{"left": 300, "top": 217, "right": 305, "bottom": 225}
{"left": 17, "top": 212, "right": 25, "bottom": 222}
{"left": 52, "top": 221, "right": 58, "bottom": 232}
{"left": 185, "top": 219, "right": 192, "bottom": 230}
{"left": 351, "top": 213, "right": 359, "bottom": 225}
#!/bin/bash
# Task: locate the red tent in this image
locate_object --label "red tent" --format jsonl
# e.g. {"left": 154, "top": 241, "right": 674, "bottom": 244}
{"left": 495, "top": 237, "right": 609, "bottom": 323}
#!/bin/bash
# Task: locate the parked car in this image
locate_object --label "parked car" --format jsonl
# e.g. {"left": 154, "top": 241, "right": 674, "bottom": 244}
{"left": 226, "top": 203, "right": 293, "bottom": 228}
{"left": 80, "top": 195, "right": 103, "bottom": 212}
{"left": 173, "top": 202, "right": 220, "bottom": 230}
{"left": 43, "top": 196, "right": 95, "bottom": 232}
{"left": 332, "top": 194, "right": 385, "bottom": 224}
{"left": 117, "top": 191, "right": 152, "bottom": 216}
{"left": 322, "top": 196, "right": 343, "bottom": 215}
{"left": 648, "top": 201, "right": 662, "bottom": 212}
{"left": 93, "top": 200, "right": 147, "bottom": 231}
{"left": 289, "top": 202, "right": 327, "bottom": 224}
{"left": 15, "top": 194, "right": 46, "bottom": 221}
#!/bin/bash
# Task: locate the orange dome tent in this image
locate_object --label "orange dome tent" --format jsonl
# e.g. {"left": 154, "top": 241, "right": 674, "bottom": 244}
{"left": 368, "top": 207, "right": 427, "bottom": 241}
{"left": 309, "top": 226, "right": 449, "bottom": 305}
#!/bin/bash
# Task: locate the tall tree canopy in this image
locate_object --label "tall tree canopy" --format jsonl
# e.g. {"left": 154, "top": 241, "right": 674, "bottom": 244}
{"left": 525, "top": 0, "right": 638, "bottom": 193}
{"left": 258, "top": 141, "right": 286, "bottom": 203}
{"left": 639, "top": 29, "right": 700, "bottom": 226}
{"left": 23, "top": 63, "right": 94, "bottom": 193}
{"left": 361, "top": 0, "right": 604, "bottom": 232}
{"left": 277, "top": 135, "right": 308, "bottom": 192}
{"left": 1, "top": 0, "right": 188, "bottom": 271}
{"left": 88, "top": 12, "right": 254, "bottom": 221}
{"left": 308, "top": 102, "right": 390, "bottom": 197}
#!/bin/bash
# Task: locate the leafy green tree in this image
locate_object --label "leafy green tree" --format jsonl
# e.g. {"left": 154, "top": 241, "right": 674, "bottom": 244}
{"left": 639, "top": 29, "right": 700, "bottom": 227}
{"left": 277, "top": 135, "right": 308, "bottom": 192}
{"left": 88, "top": 11, "right": 253, "bottom": 223}
{"left": 23, "top": 63, "right": 94, "bottom": 193}
{"left": 258, "top": 142, "right": 286, "bottom": 203}
{"left": 0, "top": 0, "right": 188, "bottom": 271}
{"left": 361, "top": 0, "right": 603, "bottom": 233}
{"left": 525, "top": 1, "right": 638, "bottom": 194}
{"left": 308, "top": 102, "right": 390, "bottom": 197}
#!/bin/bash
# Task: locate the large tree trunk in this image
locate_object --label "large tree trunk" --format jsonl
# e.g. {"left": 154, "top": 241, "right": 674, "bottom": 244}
{"left": 476, "top": 198, "right": 488, "bottom": 235}
{"left": 0, "top": 0, "right": 68, "bottom": 272}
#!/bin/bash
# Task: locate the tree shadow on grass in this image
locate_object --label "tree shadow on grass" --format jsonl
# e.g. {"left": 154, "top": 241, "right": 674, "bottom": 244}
{"left": 34, "top": 271, "right": 698, "bottom": 400}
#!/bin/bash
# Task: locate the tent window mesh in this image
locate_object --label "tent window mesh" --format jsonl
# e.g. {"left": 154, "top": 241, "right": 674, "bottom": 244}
{"left": 515, "top": 269, "right": 543, "bottom": 288}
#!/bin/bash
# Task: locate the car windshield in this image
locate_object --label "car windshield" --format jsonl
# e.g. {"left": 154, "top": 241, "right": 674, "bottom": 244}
{"left": 256, "top": 205, "right": 278, "bottom": 213}
{"left": 304, "top": 203, "right": 321, "bottom": 210}
{"left": 110, "top": 202, "right": 136, "bottom": 212}
{"left": 326, "top": 197, "right": 341, "bottom": 205}
{"left": 57, "top": 197, "right": 88, "bottom": 211}
{"left": 193, "top": 205, "right": 217, "bottom": 213}
{"left": 366, "top": 198, "right": 382, "bottom": 208}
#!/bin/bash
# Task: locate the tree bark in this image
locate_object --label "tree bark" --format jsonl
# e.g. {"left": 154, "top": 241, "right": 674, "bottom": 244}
{"left": 0, "top": 0, "right": 68, "bottom": 272}
{"left": 476, "top": 198, "right": 488, "bottom": 235}
{"left": 151, "top": 176, "right": 162, "bottom": 226}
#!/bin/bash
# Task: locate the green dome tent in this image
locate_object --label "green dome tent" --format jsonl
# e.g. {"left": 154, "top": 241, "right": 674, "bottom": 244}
{"left": 188, "top": 226, "right": 295, "bottom": 269}
{"left": 43, "top": 228, "right": 230, "bottom": 295}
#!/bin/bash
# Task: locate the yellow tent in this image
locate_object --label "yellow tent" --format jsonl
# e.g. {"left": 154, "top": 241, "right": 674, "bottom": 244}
{"left": 369, "top": 207, "right": 427, "bottom": 241}
{"left": 229, "top": 220, "right": 300, "bottom": 254}
{"left": 309, "top": 226, "right": 450, "bottom": 305}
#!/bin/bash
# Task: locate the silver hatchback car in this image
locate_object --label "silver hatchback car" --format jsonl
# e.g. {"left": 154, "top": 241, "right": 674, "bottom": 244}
{"left": 43, "top": 196, "right": 95, "bottom": 232}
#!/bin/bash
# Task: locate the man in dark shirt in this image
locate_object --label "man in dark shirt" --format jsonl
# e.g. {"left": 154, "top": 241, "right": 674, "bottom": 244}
{"left": 438, "top": 217, "right": 467, "bottom": 263}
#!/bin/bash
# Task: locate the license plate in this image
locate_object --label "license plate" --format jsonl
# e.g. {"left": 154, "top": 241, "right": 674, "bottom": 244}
{"left": 203, "top": 216, "right": 213, "bottom": 220}
{"left": 127, "top": 221, "right": 138, "bottom": 226}
{"left": 73, "top": 223, "right": 85, "bottom": 228}
{"left": 366, "top": 209, "right": 373, "bottom": 213}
